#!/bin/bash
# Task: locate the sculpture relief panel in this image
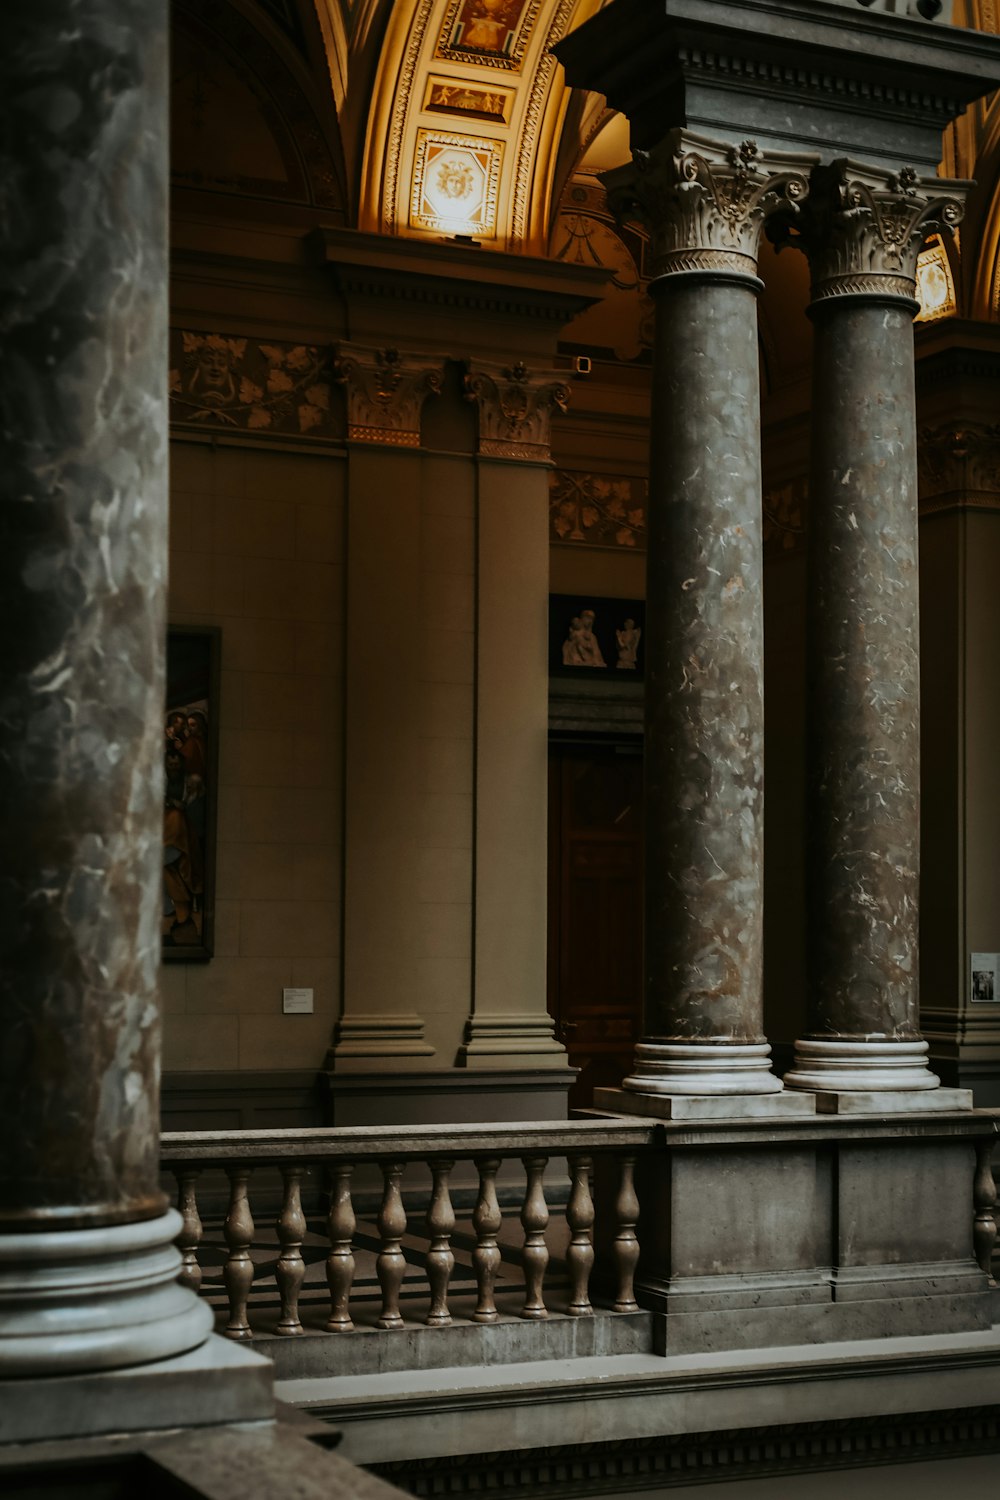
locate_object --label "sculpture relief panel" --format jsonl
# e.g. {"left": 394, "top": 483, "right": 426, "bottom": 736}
{"left": 169, "top": 331, "right": 339, "bottom": 437}
{"left": 436, "top": 0, "right": 542, "bottom": 70}
{"left": 410, "top": 129, "right": 503, "bottom": 237}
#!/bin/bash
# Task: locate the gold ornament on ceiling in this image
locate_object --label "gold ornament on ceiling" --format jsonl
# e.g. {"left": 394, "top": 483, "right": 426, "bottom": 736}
{"left": 436, "top": 0, "right": 543, "bottom": 70}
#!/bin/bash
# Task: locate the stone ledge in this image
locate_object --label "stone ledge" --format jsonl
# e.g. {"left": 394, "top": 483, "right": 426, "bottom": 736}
{"left": 810, "top": 1087, "right": 974, "bottom": 1114}
{"left": 283, "top": 1328, "right": 1000, "bottom": 1468}
{"left": 594, "top": 1086, "right": 817, "bottom": 1120}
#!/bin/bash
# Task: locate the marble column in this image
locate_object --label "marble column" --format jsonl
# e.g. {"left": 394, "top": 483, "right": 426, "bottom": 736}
{"left": 601, "top": 134, "right": 815, "bottom": 1107}
{"left": 0, "top": 0, "right": 212, "bottom": 1373}
{"left": 779, "top": 164, "right": 972, "bottom": 1107}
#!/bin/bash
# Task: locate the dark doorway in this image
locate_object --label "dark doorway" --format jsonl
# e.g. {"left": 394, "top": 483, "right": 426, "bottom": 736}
{"left": 547, "top": 744, "right": 643, "bottom": 1110}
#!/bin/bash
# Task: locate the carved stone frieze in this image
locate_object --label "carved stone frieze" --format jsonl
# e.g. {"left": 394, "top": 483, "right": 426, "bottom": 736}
{"left": 465, "top": 359, "right": 569, "bottom": 460}
{"left": 602, "top": 131, "right": 815, "bottom": 281}
{"left": 771, "top": 161, "right": 968, "bottom": 304}
{"left": 918, "top": 421, "right": 1000, "bottom": 511}
{"left": 332, "top": 344, "right": 445, "bottom": 446}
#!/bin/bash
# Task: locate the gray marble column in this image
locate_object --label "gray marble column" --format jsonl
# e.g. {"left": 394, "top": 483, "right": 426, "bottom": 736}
{"left": 780, "top": 164, "right": 971, "bottom": 1104}
{"left": 604, "top": 134, "right": 815, "bottom": 1103}
{"left": 0, "top": 0, "right": 212, "bottom": 1372}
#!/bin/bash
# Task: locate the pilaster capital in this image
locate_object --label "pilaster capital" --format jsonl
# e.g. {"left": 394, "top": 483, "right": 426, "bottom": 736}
{"left": 332, "top": 342, "right": 445, "bottom": 446}
{"left": 464, "top": 359, "right": 570, "bottom": 462}
{"left": 602, "top": 131, "right": 815, "bottom": 283}
{"left": 771, "top": 161, "right": 969, "bottom": 307}
{"left": 918, "top": 421, "right": 1000, "bottom": 512}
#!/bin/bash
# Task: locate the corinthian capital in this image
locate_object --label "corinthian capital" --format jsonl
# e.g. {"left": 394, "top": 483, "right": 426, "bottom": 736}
{"left": 771, "top": 162, "right": 968, "bottom": 305}
{"left": 465, "top": 360, "right": 570, "bottom": 462}
{"left": 602, "top": 131, "right": 815, "bottom": 281}
{"left": 332, "top": 343, "right": 445, "bottom": 446}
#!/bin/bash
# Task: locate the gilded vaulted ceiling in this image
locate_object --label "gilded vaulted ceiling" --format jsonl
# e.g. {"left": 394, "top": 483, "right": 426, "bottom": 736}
{"left": 172, "top": 0, "right": 1000, "bottom": 344}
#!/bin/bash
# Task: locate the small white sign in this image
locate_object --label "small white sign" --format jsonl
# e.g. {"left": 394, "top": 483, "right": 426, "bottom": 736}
{"left": 970, "top": 954, "right": 1000, "bottom": 1004}
{"left": 282, "top": 987, "right": 314, "bottom": 1015}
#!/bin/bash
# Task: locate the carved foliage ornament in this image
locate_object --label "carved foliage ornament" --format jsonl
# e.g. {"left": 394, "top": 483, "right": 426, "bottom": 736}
{"left": 770, "top": 161, "right": 968, "bottom": 303}
{"left": 917, "top": 422, "right": 1000, "bottom": 507}
{"left": 465, "top": 360, "right": 569, "bottom": 460}
{"left": 332, "top": 344, "right": 445, "bottom": 446}
{"left": 602, "top": 131, "right": 815, "bottom": 280}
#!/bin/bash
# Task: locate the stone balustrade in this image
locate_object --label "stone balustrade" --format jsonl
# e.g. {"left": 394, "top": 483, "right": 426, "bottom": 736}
{"left": 161, "top": 1120, "right": 655, "bottom": 1341}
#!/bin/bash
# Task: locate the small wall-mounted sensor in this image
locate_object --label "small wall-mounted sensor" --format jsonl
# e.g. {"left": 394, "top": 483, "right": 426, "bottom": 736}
{"left": 574, "top": 356, "right": 592, "bottom": 376}
{"left": 282, "top": 987, "right": 314, "bottom": 1015}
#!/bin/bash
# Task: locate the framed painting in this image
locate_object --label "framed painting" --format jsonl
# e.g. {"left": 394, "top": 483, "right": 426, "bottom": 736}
{"left": 162, "top": 625, "right": 221, "bottom": 962}
{"left": 549, "top": 595, "right": 645, "bottom": 680}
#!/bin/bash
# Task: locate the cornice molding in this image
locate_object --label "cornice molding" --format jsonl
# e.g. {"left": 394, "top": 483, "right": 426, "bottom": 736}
{"left": 603, "top": 132, "right": 815, "bottom": 282}
{"left": 332, "top": 343, "right": 444, "bottom": 446}
{"left": 465, "top": 360, "right": 570, "bottom": 462}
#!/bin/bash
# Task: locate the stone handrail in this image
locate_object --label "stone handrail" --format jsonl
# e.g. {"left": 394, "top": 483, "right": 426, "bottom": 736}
{"left": 161, "top": 1119, "right": 657, "bottom": 1340}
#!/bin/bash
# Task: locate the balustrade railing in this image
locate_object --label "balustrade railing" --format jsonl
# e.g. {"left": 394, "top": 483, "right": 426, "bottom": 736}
{"left": 160, "top": 1120, "right": 655, "bottom": 1341}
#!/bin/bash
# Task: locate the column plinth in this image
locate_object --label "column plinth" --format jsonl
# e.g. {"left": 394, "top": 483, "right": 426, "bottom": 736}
{"left": 601, "top": 134, "right": 816, "bottom": 1111}
{"left": 776, "top": 164, "right": 972, "bottom": 1107}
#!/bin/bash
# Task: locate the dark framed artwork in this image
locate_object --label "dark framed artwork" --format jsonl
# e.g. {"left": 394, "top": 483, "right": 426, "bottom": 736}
{"left": 549, "top": 595, "right": 645, "bottom": 680}
{"left": 162, "top": 626, "right": 221, "bottom": 962}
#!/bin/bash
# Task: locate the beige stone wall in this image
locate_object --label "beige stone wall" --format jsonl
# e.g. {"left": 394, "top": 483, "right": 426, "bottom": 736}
{"left": 161, "top": 439, "right": 345, "bottom": 1071}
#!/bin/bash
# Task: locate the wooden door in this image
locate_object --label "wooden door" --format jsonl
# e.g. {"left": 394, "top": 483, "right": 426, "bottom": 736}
{"left": 548, "top": 745, "right": 643, "bottom": 1110}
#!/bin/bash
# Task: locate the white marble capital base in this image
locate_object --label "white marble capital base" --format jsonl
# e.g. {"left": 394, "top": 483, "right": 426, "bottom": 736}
{"left": 809, "top": 1087, "right": 974, "bottom": 1115}
{"left": 593, "top": 1087, "right": 817, "bottom": 1120}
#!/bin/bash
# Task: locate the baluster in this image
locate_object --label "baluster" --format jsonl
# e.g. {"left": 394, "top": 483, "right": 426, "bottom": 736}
{"left": 566, "top": 1153, "right": 594, "bottom": 1316}
{"left": 173, "top": 1167, "right": 203, "bottom": 1294}
{"left": 974, "top": 1139, "right": 998, "bottom": 1285}
{"left": 326, "top": 1162, "right": 355, "bottom": 1332}
{"left": 275, "top": 1165, "right": 306, "bottom": 1335}
{"left": 425, "top": 1158, "right": 455, "bottom": 1327}
{"left": 472, "top": 1156, "right": 502, "bottom": 1324}
{"left": 613, "top": 1152, "right": 640, "bottom": 1313}
{"left": 520, "top": 1154, "right": 549, "bottom": 1320}
{"left": 223, "top": 1166, "right": 255, "bottom": 1339}
{"left": 377, "top": 1160, "right": 407, "bottom": 1330}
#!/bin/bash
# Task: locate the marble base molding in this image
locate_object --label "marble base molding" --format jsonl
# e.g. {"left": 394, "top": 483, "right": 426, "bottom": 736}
{"left": 458, "top": 1011, "right": 568, "bottom": 1069}
{"left": 0, "top": 1210, "right": 212, "bottom": 1378}
{"left": 328, "top": 1013, "right": 436, "bottom": 1070}
{"left": 785, "top": 1038, "right": 952, "bottom": 1094}
{"left": 622, "top": 1041, "right": 785, "bottom": 1097}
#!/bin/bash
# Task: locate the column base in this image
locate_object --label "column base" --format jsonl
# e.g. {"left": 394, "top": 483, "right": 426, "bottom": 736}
{"left": 594, "top": 1086, "right": 816, "bottom": 1120}
{"left": 785, "top": 1037, "right": 947, "bottom": 1093}
{"left": 0, "top": 1209, "right": 213, "bottom": 1378}
{"left": 622, "top": 1041, "right": 784, "bottom": 1097}
{"left": 327, "top": 1014, "right": 436, "bottom": 1072}
{"left": 458, "top": 1011, "right": 568, "bottom": 1070}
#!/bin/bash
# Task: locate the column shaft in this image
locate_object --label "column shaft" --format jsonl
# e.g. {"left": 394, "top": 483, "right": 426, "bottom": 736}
{"left": 781, "top": 162, "right": 969, "bottom": 1100}
{"left": 631, "top": 272, "right": 776, "bottom": 1094}
{"left": 0, "top": 0, "right": 211, "bottom": 1373}
{"left": 809, "top": 300, "right": 921, "bottom": 1035}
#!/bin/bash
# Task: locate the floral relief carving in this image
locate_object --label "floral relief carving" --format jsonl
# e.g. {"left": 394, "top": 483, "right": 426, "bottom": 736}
{"left": 549, "top": 471, "right": 647, "bottom": 548}
{"left": 169, "top": 331, "right": 337, "bottom": 436}
{"left": 465, "top": 360, "right": 570, "bottom": 460}
{"left": 603, "top": 131, "right": 815, "bottom": 279}
{"left": 549, "top": 469, "right": 807, "bottom": 557}
{"left": 332, "top": 344, "right": 445, "bottom": 446}
{"left": 771, "top": 162, "right": 967, "bottom": 302}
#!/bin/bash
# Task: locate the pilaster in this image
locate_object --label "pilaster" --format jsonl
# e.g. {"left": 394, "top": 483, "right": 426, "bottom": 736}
{"left": 460, "top": 359, "right": 570, "bottom": 1070}
{"left": 331, "top": 341, "right": 448, "bottom": 1071}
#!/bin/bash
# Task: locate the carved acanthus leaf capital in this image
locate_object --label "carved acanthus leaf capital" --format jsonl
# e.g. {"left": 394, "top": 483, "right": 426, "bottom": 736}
{"left": 917, "top": 421, "right": 1000, "bottom": 508}
{"left": 332, "top": 343, "right": 445, "bottom": 446}
{"left": 602, "top": 131, "right": 816, "bottom": 281}
{"left": 465, "top": 359, "right": 570, "bottom": 461}
{"left": 771, "top": 162, "right": 969, "bottom": 305}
